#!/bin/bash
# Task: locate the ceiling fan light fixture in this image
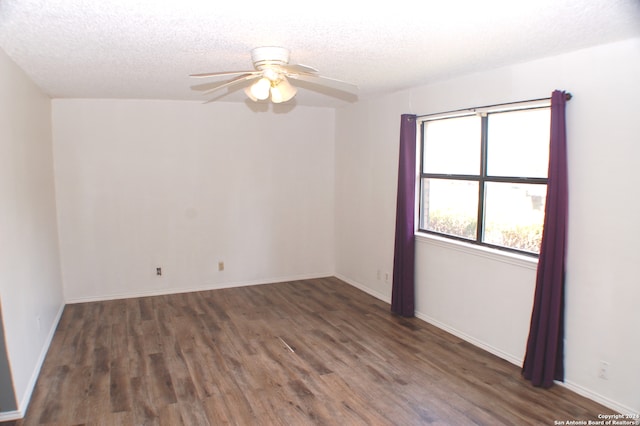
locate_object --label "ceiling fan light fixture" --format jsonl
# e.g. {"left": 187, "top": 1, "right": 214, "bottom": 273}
{"left": 249, "top": 77, "right": 271, "bottom": 100}
{"left": 270, "top": 77, "right": 297, "bottom": 104}
{"left": 262, "top": 67, "right": 280, "bottom": 81}
{"left": 244, "top": 85, "right": 258, "bottom": 102}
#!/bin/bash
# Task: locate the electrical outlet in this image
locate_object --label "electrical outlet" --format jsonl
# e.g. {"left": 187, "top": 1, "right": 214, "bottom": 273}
{"left": 384, "top": 272, "right": 390, "bottom": 283}
{"left": 598, "top": 360, "right": 609, "bottom": 380}
{"left": 218, "top": 261, "right": 224, "bottom": 272}
{"left": 156, "top": 267, "right": 162, "bottom": 276}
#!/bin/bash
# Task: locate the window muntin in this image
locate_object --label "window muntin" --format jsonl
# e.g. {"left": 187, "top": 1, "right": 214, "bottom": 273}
{"left": 418, "top": 105, "right": 550, "bottom": 255}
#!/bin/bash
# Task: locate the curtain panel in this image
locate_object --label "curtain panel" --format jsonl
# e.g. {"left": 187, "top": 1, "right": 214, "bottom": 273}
{"left": 522, "top": 90, "right": 569, "bottom": 387}
{"left": 391, "top": 114, "right": 417, "bottom": 317}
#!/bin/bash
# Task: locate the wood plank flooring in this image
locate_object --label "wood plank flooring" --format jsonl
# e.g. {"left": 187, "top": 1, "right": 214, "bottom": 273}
{"left": 11, "top": 277, "right": 613, "bottom": 425}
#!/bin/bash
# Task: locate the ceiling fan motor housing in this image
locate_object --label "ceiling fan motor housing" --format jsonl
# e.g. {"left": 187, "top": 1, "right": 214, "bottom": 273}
{"left": 251, "top": 46, "right": 290, "bottom": 70}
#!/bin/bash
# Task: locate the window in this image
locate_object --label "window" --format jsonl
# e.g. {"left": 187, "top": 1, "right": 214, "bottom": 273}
{"left": 418, "top": 103, "right": 551, "bottom": 255}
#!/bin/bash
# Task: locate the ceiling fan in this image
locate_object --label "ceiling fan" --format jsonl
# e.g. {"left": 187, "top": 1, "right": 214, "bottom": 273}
{"left": 190, "top": 46, "right": 358, "bottom": 104}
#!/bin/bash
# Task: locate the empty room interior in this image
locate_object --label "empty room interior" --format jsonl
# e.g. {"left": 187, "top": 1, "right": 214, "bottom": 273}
{"left": 1, "top": 0, "right": 639, "bottom": 424}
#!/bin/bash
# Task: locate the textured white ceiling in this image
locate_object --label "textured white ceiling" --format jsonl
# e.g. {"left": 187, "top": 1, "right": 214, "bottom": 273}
{"left": 1, "top": 0, "right": 639, "bottom": 107}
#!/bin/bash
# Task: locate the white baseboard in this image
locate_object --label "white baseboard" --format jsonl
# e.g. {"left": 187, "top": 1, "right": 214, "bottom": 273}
{"left": 1, "top": 302, "right": 65, "bottom": 421}
{"left": 65, "top": 272, "right": 335, "bottom": 304}
{"left": 414, "top": 311, "right": 524, "bottom": 367}
{"left": 334, "top": 275, "right": 521, "bottom": 368}
{"left": 558, "top": 380, "right": 639, "bottom": 416}
{"left": 334, "top": 274, "right": 391, "bottom": 304}
{"left": 415, "top": 311, "right": 640, "bottom": 415}
{"left": 0, "top": 409, "right": 22, "bottom": 422}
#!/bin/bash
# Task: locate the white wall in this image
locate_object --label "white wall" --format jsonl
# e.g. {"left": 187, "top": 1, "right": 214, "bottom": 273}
{"left": 335, "top": 38, "right": 640, "bottom": 413}
{"left": 0, "top": 49, "right": 65, "bottom": 419}
{"left": 335, "top": 100, "right": 401, "bottom": 299}
{"left": 52, "top": 99, "right": 335, "bottom": 302}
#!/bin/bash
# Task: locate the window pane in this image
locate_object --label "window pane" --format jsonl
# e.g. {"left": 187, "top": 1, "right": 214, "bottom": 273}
{"left": 421, "top": 178, "right": 478, "bottom": 240}
{"left": 486, "top": 108, "right": 550, "bottom": 178}
{"left": 423, "top": 115, "right": 481, "bottom": 175}
{"left": 482, "top": 182, "right": 546, "bottom": 253}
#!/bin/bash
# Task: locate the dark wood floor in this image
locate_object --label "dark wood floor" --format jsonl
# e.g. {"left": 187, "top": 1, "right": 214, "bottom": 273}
{"left": 11, "top": 277, "right": 612, "bottom": 425}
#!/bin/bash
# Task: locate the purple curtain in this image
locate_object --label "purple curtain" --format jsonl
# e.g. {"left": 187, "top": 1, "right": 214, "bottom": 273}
{"left": 522, "top": 90, "right": 569, "bottom": 387}
{"left": 391, "top": 114, "right": 417, "bottom": 317}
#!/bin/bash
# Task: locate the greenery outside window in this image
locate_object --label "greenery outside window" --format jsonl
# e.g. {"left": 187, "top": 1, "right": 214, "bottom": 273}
{"left": 418, "top": 103, "right": 551, "bottom": 255}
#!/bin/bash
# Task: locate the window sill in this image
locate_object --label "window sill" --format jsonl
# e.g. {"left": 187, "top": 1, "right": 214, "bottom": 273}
{"left": 414, "top": 232, "right": 538, "bottom": 270}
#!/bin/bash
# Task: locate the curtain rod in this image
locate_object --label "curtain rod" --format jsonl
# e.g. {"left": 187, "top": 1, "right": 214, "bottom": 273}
{"left": 416, "top": 92, "right": 572, "bottom": 120}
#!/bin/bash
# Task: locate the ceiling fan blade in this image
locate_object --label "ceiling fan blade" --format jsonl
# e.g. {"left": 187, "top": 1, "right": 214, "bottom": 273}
{"left": 287, "top": 73, "right": 358, "bottom": 95}
{"left": 191, "top": 80, "right": 229, "bottom": 92}
{"left": 280, "top": 63, "right": 319, "bottom": 74}
{"left": 190, "top": 70, "right": 258, "bottom": 78}
{"left": 197, "top": 74, "right": 260, "bottom": 96}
